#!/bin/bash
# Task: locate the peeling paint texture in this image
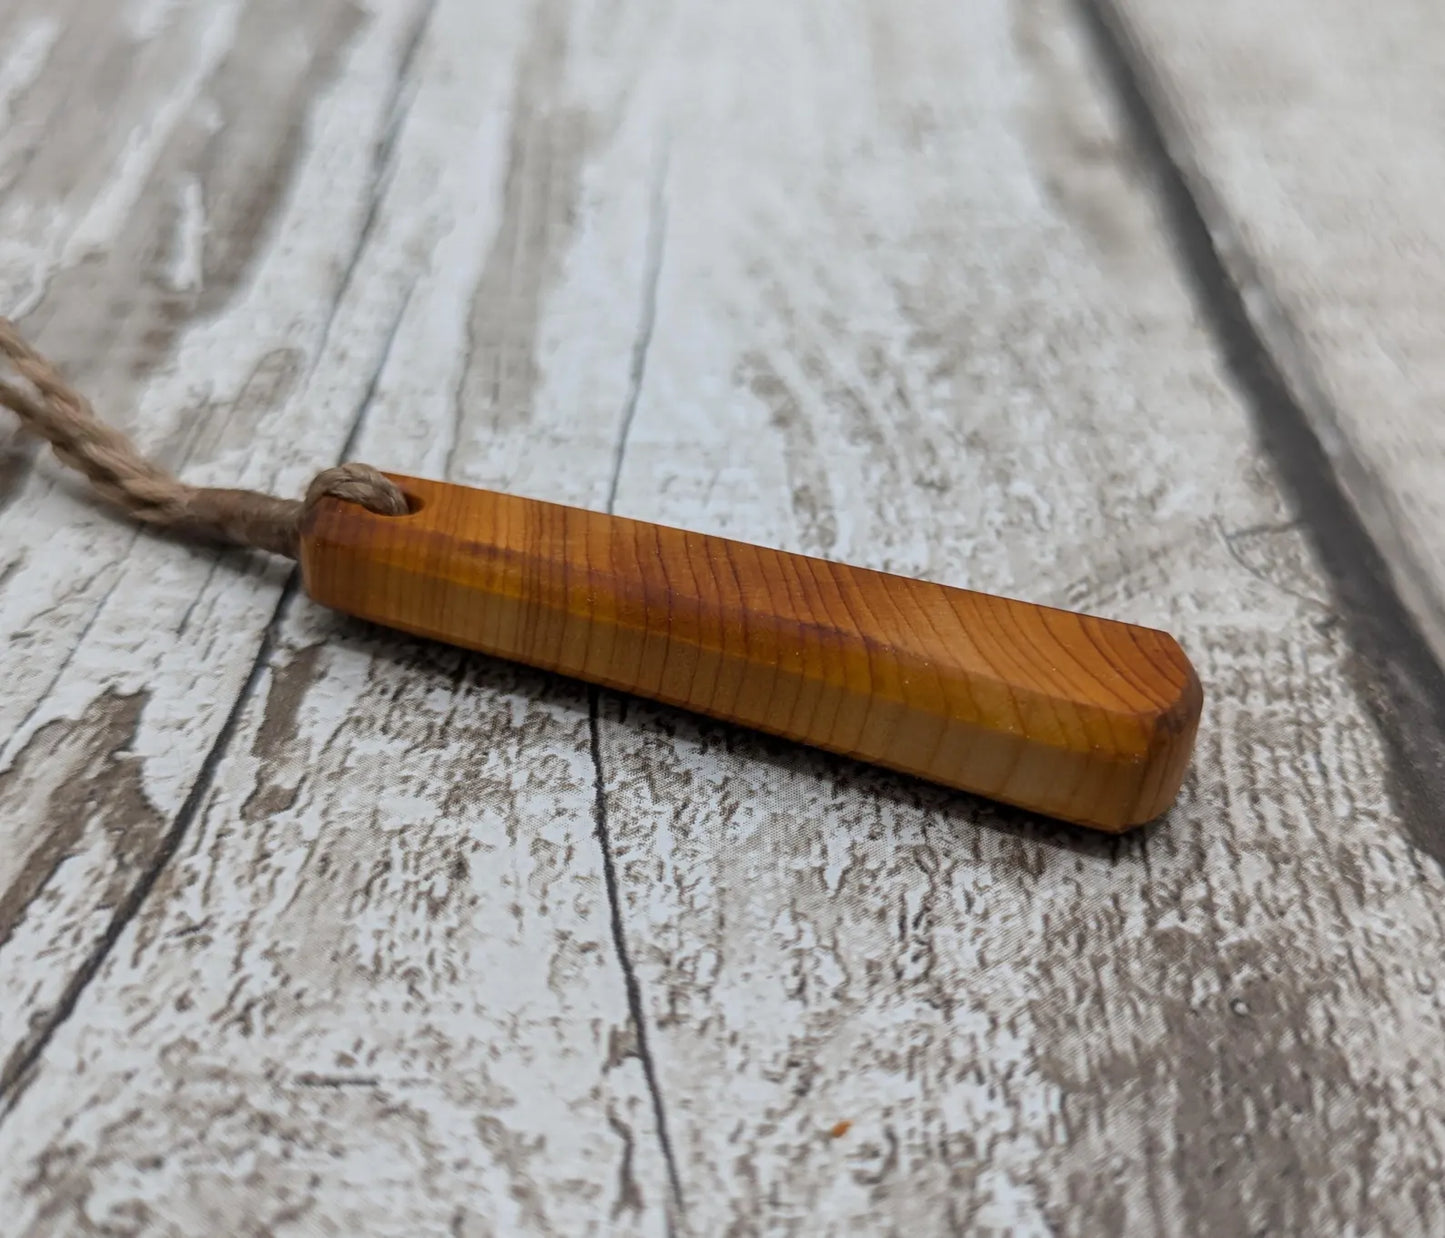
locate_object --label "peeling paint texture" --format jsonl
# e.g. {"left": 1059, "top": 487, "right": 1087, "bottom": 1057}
{"left": 1, "top": 0, "right": 1443, "bottom": 1235}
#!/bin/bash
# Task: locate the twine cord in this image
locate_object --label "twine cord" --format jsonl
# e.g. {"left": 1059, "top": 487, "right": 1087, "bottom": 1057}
{"left": 0, "top": 318, "right": 407, "bottom": 558}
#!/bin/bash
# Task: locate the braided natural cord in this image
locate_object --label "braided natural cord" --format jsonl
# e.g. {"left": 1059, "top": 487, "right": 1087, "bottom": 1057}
{"left": 0, "top": 317, "right": 407, "bottom": 558}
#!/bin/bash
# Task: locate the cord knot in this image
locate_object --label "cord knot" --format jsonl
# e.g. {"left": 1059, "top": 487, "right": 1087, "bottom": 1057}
{"left": 304, "top": 463, "right": 409, "bottom": 519}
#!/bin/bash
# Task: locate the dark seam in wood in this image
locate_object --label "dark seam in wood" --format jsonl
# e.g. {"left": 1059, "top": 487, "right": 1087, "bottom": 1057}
{"left": 587, "top": 695, "right": 685, "bottom": 1222}
{"left": 0, "top": 579, "right": 296, "bottom": 1112}
{"left": 1075, "top": 0, "right": 1445, "bottom": 868}
{"left": 0, "top": 283, "right": 417, "bottom": 1114}
{"left": 605, "top": 146, "right": 669, "bottom": 514}
{"left": 588, "top": 156, "right": 684, "bottom": 1224}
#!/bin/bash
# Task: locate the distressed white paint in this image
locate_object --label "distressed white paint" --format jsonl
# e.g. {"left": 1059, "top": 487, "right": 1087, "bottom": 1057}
{"left": 166, "top": 176, "right": 205, "bottom": 292}
{"left": 123, "top": 0, "right": 185, "bottom": 42}
{"left": 1, "top": 0, "right": 1444, "bottom": 1235}
{"left": 0, "top": 16, "right": 59, "bottom": 121}
{"left": 1, "top": 0, "right": 675, "bottom": 1232}
{"left": 0, "top": 0, "right": 446, "bottom": 1073}
{"left": 589, "top": 2, "right": 1445, "bottom": 1232}
{"left": 62, "top": 0, "right": 245, "bottom": 267}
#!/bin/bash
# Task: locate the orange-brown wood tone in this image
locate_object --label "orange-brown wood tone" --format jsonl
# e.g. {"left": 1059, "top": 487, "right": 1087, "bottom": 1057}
{"left": 300, "top": 475, "right": 1203, "bottom": 831}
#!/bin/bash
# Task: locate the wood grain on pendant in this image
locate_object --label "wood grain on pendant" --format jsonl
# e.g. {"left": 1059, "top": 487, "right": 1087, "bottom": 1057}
{"left": 300, "top": 475, "right": 1203, "bottom": 830}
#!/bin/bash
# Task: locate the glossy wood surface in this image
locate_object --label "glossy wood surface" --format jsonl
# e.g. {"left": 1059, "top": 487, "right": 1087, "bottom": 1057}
{"left": 300, "top": 475, "right": 1202, "bottom": 830}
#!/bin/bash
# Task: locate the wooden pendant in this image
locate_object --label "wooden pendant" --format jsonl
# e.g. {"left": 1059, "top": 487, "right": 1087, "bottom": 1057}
{"left": 299, "top": 474, "right": 1202, "bottom": 831}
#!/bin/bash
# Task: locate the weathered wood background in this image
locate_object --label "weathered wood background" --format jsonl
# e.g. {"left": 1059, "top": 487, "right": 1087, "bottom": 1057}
{"left": 1, "top": 0, "right": 1443, "bottom": 1234}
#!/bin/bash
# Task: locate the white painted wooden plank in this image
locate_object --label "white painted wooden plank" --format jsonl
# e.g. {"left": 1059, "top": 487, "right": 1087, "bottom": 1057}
{"left": 1, "top": 0, "right": 679, "bottom": 1232}
{"left": 0, "top": 641, "right": 670, "bottom": 1237}
{"left": 592, "top": 0, "right": 1445, "bottom": 1233}
{"left": 0, "top": 0, "right": 434, "bottom": 1073}
{"left": 1098, "top": 0, "right": 1445, "bottom": 668}
{"left": 3, "top": 0, "right": 1445, "bottom": 1236}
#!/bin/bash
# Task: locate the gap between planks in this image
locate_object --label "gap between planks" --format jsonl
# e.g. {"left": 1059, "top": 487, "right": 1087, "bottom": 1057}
{"left": 1074, "top": 0, "right": 1445, "bottom": 870}
{"left": 588, "top": 143, "right": 686, "bottom": 1221}
{"left": 0, "top": 292, "right": 415, "bottom": 1110}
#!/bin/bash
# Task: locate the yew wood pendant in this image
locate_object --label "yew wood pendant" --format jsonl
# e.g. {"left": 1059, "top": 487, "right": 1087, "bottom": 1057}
{"left": 299, "top": 474, "right": 1202, "bottom": 831}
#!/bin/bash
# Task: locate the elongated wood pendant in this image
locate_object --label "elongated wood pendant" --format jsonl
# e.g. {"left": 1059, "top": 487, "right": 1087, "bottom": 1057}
{"left": 300, "top": 474, "right": 1202, "bottom": 831}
